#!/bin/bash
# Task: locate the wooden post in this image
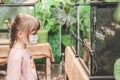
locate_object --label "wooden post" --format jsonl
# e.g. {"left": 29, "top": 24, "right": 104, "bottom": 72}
{"left": 46, "top": 58, "right": 51, "bottom": 80}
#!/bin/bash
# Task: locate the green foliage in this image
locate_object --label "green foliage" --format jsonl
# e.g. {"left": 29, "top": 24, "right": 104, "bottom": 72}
{"left": 61, "top": 34, "right": 71, "bottom": 46}
{"left": 34, "top": 58, "right": 46, "bottom": 64}
{"left": 77, "top": 5, "right": 91, "bottom": 58}
{"left": 35, "top": 0, "right": 61, "bottom": 62}
{"left": 0, "top": 6, "right": 34, "bottom": 29}
{"left": 113, "top": 4, "right": 120, "bottom": 22}
{"left": 48, "top": 26, "right": 61, "bottom": 62}
{"left": 4, "top": 0, "right": 11, "bottom": 4}
{"left": 0, "top": 17, "right": 4, "bottom": 28}
{"left": 79, "top": 5, "right": 91, "bottom": 41}
{"left": 44, "top": 18, "right": 59, "bottom": 33}
{"left": 114, "top": 58, "right": 120, "bottom": 80}
{"left": 50, "top": 3, "right": 76, "bottom": 29}
{"left": 35, "top": 1, "right": 51, "bottom": 28}
{"left": 35, "top": 0, "right": 60, "bottom": 32}
{"left": 50, "top": 2, "right": 76, "bottom": 47}
{"left": 35, "top": 0, "right": 91, "bottom": 61}
{"left": 70, "top": 0, "right": 85, "bottom": 4}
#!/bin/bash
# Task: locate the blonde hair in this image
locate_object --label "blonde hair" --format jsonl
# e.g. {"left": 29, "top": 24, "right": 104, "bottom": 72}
{"left": 10, "top": 13, "right": 40, "bottom": 48}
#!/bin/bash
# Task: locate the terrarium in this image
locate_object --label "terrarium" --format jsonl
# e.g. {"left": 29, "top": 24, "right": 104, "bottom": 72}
{"left": 0, "top": 3, "right": 35, "bottom": 44}
{"left": 90, "top": 2, "right": 120, "bottom": 79}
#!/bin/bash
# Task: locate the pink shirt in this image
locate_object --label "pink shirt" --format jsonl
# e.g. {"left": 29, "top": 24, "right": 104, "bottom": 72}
{"left": 6, "top": 48, "right": 37, "bottom": 80}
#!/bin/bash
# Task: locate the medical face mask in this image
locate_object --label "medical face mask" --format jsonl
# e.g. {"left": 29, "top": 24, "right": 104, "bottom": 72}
{"left": 29, "top": 34, "right": 38, "bottom": 44}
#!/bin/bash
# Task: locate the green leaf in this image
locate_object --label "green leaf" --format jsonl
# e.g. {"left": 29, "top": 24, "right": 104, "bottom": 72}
{"left": 113, "top": 4, "right": 120, "bottom": 22}
{"left": 114, "top": 58, "right": 120, "bottom": 80}
{"left": 80, "top": 23, "right": 84, "bottom": 31}
{"left": 61, "top": 34, "right": 71, "bottom": 46}
{"left": 66, "top": 14, "right": 76, "bottom": 27}
{"left": 44, "top": 23, "right": 51, "bottom": 31}
{"left": 83, "top": 18, "right": 90, "bottom": 28}
{"left": 79, "top": 5, "right": 91, "bottom": 40}
{"left": 50, "top": 3, "right": 76, "bottom": 27}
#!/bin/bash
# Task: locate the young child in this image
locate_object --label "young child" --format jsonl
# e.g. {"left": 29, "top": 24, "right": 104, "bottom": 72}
{"left": 6, "top": 13, "right": 40, "bottom": 80}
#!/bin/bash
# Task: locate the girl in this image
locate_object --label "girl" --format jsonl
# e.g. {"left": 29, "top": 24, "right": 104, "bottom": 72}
{"left": 6, "top": 13, "right": 40, "bottom": 80}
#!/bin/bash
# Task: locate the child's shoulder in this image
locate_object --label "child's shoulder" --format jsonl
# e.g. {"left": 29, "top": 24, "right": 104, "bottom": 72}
{"left": 9, "top": 48, "right": 27, "bottom": 57}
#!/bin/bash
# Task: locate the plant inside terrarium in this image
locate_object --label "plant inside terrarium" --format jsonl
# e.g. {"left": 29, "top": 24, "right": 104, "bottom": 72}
{"left": 35, "top": 0, "right": 61, "bottom": 62}
{"left": 50, "top": 2, "right": 76, "bottom": 46}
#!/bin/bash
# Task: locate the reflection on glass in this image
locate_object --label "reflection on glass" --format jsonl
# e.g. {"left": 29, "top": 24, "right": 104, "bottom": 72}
{"left": 92, "top": 3, "right": 120, "bottom": 76}
{"left": 0, "top": 5, "right": 34, "bottom": 44}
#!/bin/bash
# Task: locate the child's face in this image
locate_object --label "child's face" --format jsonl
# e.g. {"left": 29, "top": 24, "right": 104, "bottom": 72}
{"left": 18, "top": 30, "right": 38, "bottom": 45}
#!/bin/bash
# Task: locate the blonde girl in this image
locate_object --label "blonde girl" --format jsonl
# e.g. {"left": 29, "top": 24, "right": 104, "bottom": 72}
{"left": 6, "top": 13, "right": 40, "bottom": 80}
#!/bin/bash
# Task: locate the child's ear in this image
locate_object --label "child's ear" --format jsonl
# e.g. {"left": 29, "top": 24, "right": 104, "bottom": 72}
{"left": 17, "top": 31, "right": 24, "bottom": 39}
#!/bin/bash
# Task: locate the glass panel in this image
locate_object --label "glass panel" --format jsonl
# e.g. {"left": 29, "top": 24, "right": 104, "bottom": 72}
{"left": 0, "top": 6, "right": 34, "bottom": 28}
{"left": 0, "top": 5, "right": 34, "bottom": 44}
{"left": 91, "top": 3, "right": 120, "bottom": 76}
{"left": 66, "top": 4, "right": 91, "bottom": 67}
{"left": 79, "top": 5, "right": 91, "bottom": 58}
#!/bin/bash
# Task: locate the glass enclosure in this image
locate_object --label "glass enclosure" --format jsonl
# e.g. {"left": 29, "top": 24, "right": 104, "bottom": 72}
{"left": 0, "top": 4, "right": 35, "bottom": 44}
{"left": 66, "top": 4, "right": 91, "bottom": 58}
{"left": 69, "top": 2, "right": 120, "bottom": 78}
{"left": 91, "top": 2, "right": 120, "bottom": 76}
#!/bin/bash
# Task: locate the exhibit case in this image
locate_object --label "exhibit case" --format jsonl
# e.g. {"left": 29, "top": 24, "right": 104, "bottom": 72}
{"left": 69, "top": 2, "right": 120, "bottom": 80}
{"left": 90, "top": 2, "right": 120, "bottom": 80}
